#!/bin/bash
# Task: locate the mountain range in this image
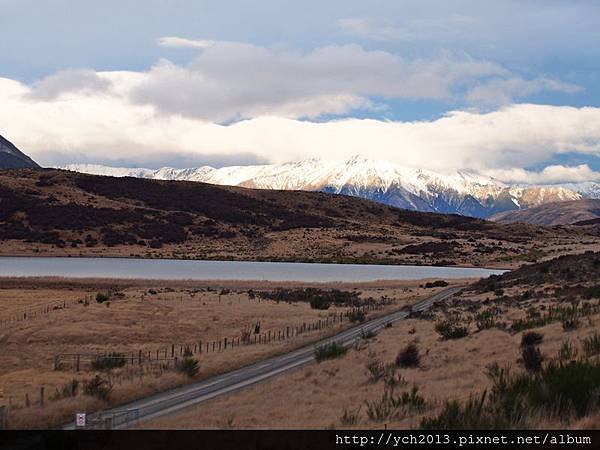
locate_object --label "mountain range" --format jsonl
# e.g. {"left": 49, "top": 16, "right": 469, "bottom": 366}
{"left": 60, "top": 156, "right": 599, "bottom": 219}
{"left": 491, "top": 199, "right": 600, "bottom": 226}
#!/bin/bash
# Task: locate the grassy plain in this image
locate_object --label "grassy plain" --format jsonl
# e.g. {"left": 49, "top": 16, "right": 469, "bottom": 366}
{"left": 0, "top": 276, "right": 454, "bottom": 428}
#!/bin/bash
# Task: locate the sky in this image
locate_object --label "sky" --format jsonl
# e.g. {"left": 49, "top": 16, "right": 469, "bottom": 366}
{"left": 1, "top": 0, "right": 600, "bottom": 184}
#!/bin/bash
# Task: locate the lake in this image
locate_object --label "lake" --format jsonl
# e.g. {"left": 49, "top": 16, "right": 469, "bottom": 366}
{"left": 0, "top": 257, "right": 506, "bottom": 282}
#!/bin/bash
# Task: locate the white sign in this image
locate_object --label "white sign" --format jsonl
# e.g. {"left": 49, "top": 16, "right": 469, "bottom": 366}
{"left": 76, "top": 413, "right": 86, "bottom": 427}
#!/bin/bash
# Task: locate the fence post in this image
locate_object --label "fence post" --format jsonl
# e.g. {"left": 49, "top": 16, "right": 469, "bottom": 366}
{"left": 40, "top": 386, "right": 44, "bottom": 407}
{"left": 138, "top": 350, "right": 142, "bottom": 365}
{"left": 171, "top": 344, "right": 175, "bottom": 357}
{"left": 25, "top": 393, "right": 30, "bottom": 407}
{"left": 53, "top": 355, "right": 60, "bottom": 370}
{"left": 76, "top": 354, "right": 80, "bottom": 372}
{"left": 0, "top": 405, "right": 6, "bottom": 430}
{"left": 224, "top": 338, "right": 227, "bottom": 349}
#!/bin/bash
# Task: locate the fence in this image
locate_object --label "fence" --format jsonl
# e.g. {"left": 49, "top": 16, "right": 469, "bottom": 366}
{"left": 53, "top": 301, "right": 388, "bottom": 372}
{"left": 5, "top": 299, "right": 394, "bottom": 426}
{"left": 0, "top": 296, "right": 89, "bottom": 329}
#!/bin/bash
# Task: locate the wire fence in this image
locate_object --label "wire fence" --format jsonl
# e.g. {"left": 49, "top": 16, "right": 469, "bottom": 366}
{"left": 53, "top": 301, "right": 388, "bottom": 372}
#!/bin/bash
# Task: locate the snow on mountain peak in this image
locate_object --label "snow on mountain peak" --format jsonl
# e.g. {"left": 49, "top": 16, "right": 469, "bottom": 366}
{"left": 58, "top": 157, "right": 593, "bottom": 218}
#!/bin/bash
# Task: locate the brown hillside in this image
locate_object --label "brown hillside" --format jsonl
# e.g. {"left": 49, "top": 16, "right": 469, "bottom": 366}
{"left": 490, "top": 199, "right": 600, "bottom": 226}
{"left": 1, "top": 169, "right": 599, "bottom": 268}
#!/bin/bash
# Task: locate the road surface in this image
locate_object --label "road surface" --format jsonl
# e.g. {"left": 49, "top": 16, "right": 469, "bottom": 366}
{"left": 65, "top": 286, "right": 462, "bottom": 429}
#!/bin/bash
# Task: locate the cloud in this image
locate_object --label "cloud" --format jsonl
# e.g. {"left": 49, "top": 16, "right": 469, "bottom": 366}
{"left": 156, "top": 36, "right": 216, "bottom": 49}
{"left": 466, "top": 77, "right": 583, "bottom": 107}
{"left": 27, "top": 69, "right": 112, "bottom": 101}
{"left": 15, "top": 40, "right": 582, "bottom": 123}
{"left": 485, "top": 165, "right": 600, "bottom": 185}
{"left": 128, "top": 41, "right": 517, "bottom": 121}
{"left": 2, "top": 72, "right": 600, "bottom": 180}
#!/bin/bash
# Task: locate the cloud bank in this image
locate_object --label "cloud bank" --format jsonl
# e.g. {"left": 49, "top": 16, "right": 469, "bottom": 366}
{"left": 0, "top": 39, "right": 597, "bottom": 183}
{"left": 2, "top": 71, "right": 600, "bottom": 183}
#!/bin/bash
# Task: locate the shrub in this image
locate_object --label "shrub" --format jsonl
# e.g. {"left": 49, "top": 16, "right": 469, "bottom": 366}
{"left": 178, "top": 357, "right": 200, "bottom": 378}
{"left": 365, "top": 385, "right": 426, "bottom": 422}
{"left": 422, "top": 359, "right": 600, "bottom": 429}
{"left": 583, "top": 332, "right": 600, "bottom": 357}
{"left": 520, "top": 331, "right": 543, "bottom": 348}
{"left": 396, "top": 343, "right": 420, "bottom": 368}
{"left": 83, "top": 375, "right": 112, "bottom": 401}
{"left": 314, "top": 342, "right": 347, "bottom": 362}
{"left": 240, "top": 328, "right": 252, "bottom": 344}
{"left": 475, "top": 308, "right": 500, "bottom": 331}
{"left": 392, "top": 385, "right": 426, "bottom": 412}
{"left": 310, "top": 296, "right": 330, "bottom": 310}
{"left": 339, "top": 406, "right": 361, "bottom": 426}
{"left": 557, "top": 340, "right": 578, "bottom": 361}
{"left": 424, "top": 280, "right": 449, "bottom": 289}
{"left": 521, "top": 345, "right": 544, "bottom": 373}
{"left": 364, "top": 392, "right": 396, "bottom": 422}
{"left": 435, "top": 318, "right": 469, "bottom": 340}
{"left": 348, "top": 309, "right": 366, "bottom": 323}
{"left": 95, "top": 292, "right": 110, "bottom": 303}
{"left": 366, "top": 354, "right": 386, "bottom": 382}
{"left": 420, "top": 392, "right": 502, "bottom": 429}
{"left": 258, "top": 288, "right": 362, "bottom": 308}
{"left": 91, "top": 352, "right": 126, "bottom": 371}
{"left": 384, "top": 368, "right": 407, "bottom": 391}
{"left": 50, "top": 379, "right": 79, "bottom": 401}
{"left": 561, "top": 317, "right": 580, "bottom": 331}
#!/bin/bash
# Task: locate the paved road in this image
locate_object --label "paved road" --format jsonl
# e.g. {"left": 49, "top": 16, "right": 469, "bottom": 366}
{"left": 65, "top": 286, "right": 462, "bottom": 429}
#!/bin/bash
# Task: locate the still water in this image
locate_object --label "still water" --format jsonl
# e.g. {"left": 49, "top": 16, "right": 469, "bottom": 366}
{"left": 0, "top": 257, "right": 506, "bottom": 282}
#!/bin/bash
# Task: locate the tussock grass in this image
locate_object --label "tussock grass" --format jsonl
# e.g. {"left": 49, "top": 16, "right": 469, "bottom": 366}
{"left": 421, "top": 359, "right": 600, "bottom": 429}
{"left": 435, "top": 317, "right": 469, "bottom": 340}
{"left": 583, "top": 332, "right": 600, "bottom": 357}
{"left": 365, "top": 385, "right": 426, "bottom": 422}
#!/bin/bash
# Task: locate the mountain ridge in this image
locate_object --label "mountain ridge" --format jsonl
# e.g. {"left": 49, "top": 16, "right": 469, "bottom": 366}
{"left": 2, "top": 168, "right": 599, "bottom": 268}
{"left": 490, "top": 199, "right": 600, "bottom": 226}
{"left": 0, "top": 135, "right": 40, "bottom": 169}
{"left": 60, "top": 157, "right": 593, "bottom": 219}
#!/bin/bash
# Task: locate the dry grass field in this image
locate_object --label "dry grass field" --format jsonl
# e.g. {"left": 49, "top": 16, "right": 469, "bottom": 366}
{"left": 142, "top": 284, "right": 600, "bottom": 430}
{"left": 0, "top": 276, "right": 455, "bottom": 428}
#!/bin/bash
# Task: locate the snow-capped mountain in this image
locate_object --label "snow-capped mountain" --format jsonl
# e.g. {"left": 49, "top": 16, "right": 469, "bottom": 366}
{"left": 59, "top": 156, "right": 587, "bottom": 218}
{"left": 560, "top": 182, "right": 600, "bottom": 199}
